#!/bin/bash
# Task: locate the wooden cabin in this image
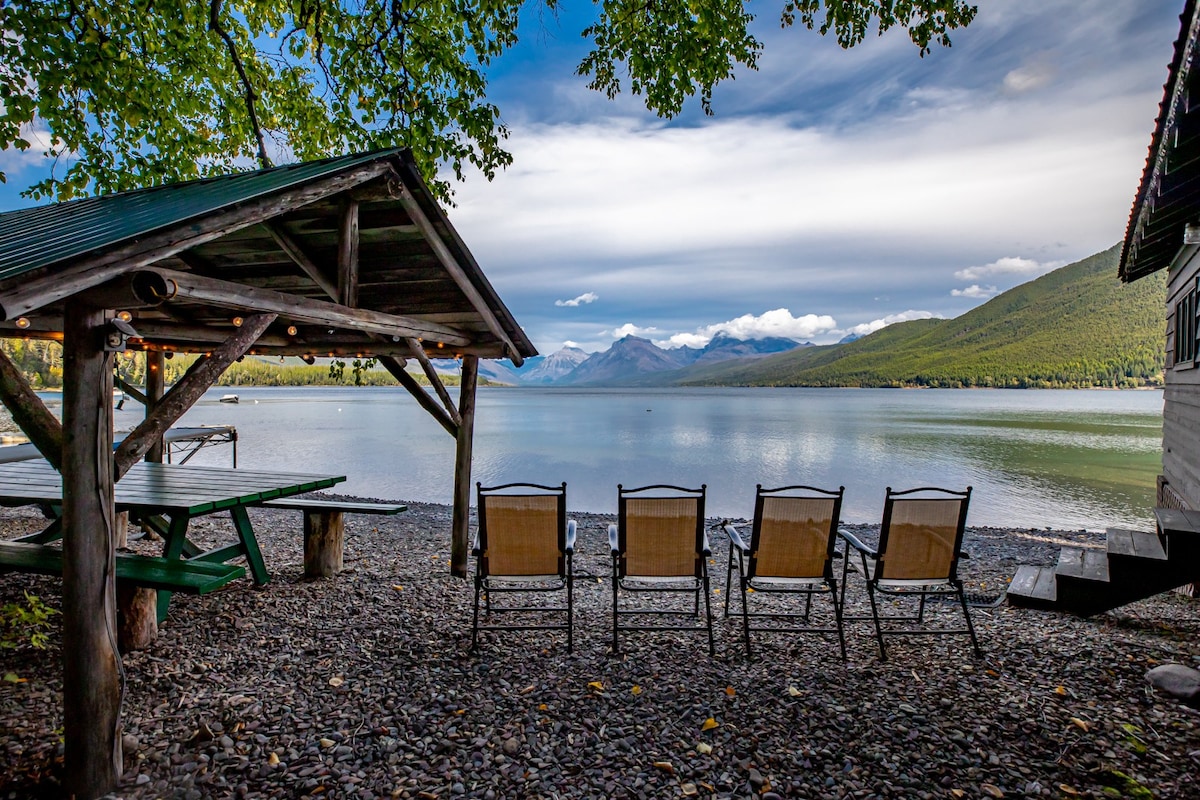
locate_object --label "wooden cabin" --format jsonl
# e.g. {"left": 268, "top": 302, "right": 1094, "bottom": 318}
{"left": 1007, "top": 0, "right": 1200, "bottom": 613}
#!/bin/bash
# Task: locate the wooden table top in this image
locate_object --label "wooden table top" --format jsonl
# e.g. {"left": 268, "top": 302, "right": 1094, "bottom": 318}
{"left": 0, "top": 460, "right": 345, "bottom": 516}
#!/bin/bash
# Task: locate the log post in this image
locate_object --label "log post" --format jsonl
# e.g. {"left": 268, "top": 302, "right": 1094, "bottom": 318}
{"left": 303, "top": 512, "right": 345, "bottom": 578}
{"left": 61, "top": 301, "right": 122, "bottom": 797}
{"left": 450, "top": 355, "right": 478, "bottom": 579}
{"left": 145, "top": 350, "right": 166, "bottom": 463}
{"left": 116, "top": 584, "right": 158, "bottom": 652}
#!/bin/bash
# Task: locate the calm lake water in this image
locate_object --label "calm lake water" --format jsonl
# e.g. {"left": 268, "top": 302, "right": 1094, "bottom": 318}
{"left": 106, "top": 386, "right": 1166, "bottom": 532}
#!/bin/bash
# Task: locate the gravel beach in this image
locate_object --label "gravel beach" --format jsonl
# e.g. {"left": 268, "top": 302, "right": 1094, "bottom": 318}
{"left": 2, "top": 500, "right": 1198, "bottom": 799}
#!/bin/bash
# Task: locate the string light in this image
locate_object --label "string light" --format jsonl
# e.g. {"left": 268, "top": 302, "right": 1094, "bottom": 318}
{"left": 14, "top": 317, "right": 29, "bottom": 329}
{"left": 286, "top": 325, "right": 298, "bottom": 336}
{"left": 116, "top": 311, "right": 132, "bottom": 323}
{"left": 232, "top": 316, "right": 244, "bottom": 327}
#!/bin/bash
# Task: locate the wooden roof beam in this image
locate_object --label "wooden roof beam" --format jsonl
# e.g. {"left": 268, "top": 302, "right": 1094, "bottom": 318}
{"left": 266, "top": 222, "right": 339, "bottom": 299}
{"left": 394, "top": 185, "right": 523, "bottom": 365}
{"left": 405, "top": 337, "right": 461, "bottom": 426}
{"left": 148, "top": 267, "right": 473, "bottom": 347}
{"left": 338, "top": 199, "right": 360, "bottom": 307}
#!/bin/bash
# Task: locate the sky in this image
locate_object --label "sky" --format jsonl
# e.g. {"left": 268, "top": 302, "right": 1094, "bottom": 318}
{"left": 0, "top": 1, "right": 1186, "bottom": 356}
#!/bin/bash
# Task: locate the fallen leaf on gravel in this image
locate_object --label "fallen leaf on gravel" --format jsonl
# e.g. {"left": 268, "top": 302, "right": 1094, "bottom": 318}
{"left": 653, "top": 761, "right": 674, "bottom": 774}
{"left": 696, "top": 742, "right": 713, "bottom": 754}
{"left": 1069, "top": 717, "right": 1090, "bottom": 732}
{"left": 1054, "top": 685, "right": 1068, "bottom": 696}
{"left": 1058, "top": 784, "right": 1079, "bottom": 796}
{"left": 788, "top": 686, "right": 802, "bottom": 697}
{"left": 588, "top": 681, "right": 604, "bottom": 692}
{"left": 520, "top": 684, "right": 535, "bottom": 694}
{"left": 631, "top": 685, "right": 642, "bottom": 695}
{"left": 4, "top": 673, "right": 26, "bottom": 684}
{"left": 725, "top": 686, "right": 736, "bottom": 697}
{"left": 267, "top": 752, "right": 280, "bottom": 766}
{"left": 319, "top": 738, "right": 335, "bottom": 748}
{"left": 950, "top": 790, "right": 965, "bottom": 798}
{"left": 701, "top": 717, "right": 719, "bottom": 731}
{"left": 329, "top": 676, "right": 344, "bottom": 687}
{"left": 981, "top": 783, "right": 1004, "bottom": 798}
{"left": 538, "top": 703, "right": 548, "bottom": 711}
{"left": 391, "top": 585, "right": 403, "bottom": 591}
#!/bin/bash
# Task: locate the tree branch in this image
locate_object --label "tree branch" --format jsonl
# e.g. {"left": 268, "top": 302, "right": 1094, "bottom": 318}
{"left": 209, "top": 0, "right": 272, "bottom": 169}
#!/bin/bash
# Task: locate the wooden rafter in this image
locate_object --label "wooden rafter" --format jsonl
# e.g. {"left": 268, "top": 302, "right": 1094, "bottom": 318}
{"left": 338, "top": 199, "right": 360, "bottom": 307}
{"left": 405, "top": 337, "right": 461, "bottom": 425}
{"left": 266, "top": 222, "right": 339, "bottom": 299}
{"left": 379, "top": 356, "right": 458, "bottom": 437}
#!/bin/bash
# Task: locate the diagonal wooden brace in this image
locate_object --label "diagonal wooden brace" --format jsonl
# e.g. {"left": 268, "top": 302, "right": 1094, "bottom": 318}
{"left": 0, "top": 347, "right": 64, "bottom": 470}
{"left": 113, "top": 313, "right": 276, "bottom": 479}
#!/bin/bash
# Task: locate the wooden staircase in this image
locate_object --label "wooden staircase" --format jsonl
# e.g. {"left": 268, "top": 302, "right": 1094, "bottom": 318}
{"left": 1007, "top": 508, "right": 1200, "bottom": 615}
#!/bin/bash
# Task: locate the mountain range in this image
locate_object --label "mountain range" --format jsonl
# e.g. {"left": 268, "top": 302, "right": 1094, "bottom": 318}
{"left": 473, "top": 244, "right": 1166, "bottom": 389}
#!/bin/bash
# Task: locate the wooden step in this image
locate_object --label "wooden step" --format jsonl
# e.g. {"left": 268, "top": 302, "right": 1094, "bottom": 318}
{"left": 1106, "top": 528, "right": 1167, "bottom": 560}
{"left": 1154, "top": 507, "right": 1200, "bottom": 559}
{"left": 1006, "top": 565, "right": 1057, "bottom": 609}
{"left": 1055, "top": 547, "right": 1110, "bottom": 583}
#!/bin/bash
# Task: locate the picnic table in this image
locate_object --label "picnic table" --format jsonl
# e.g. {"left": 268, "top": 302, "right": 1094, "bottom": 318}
{"left": 0, "top": 460, "right": 345, "bottom": 620}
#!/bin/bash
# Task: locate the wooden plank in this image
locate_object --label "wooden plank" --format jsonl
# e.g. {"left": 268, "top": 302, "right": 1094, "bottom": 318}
{"left": 1055, "top": 547, "right": 1110, "bottom": 582}
{"left": 1006, "top": 565, "right": 1056, "bottom": 607}
{"left": 338, "top": 199, "right": 360, "bottom": 308}
{"left": 60, "top": 300, "right": 122, "bottom": 796}
{"left": 262, "top": 498, "right": 406, "bottom": 514}
{"left": 1107, "top": 528, "right": 1168, "bottom": 560}
{"left": 0, "top": 542, "right": 245, "bottom": 594}
{"left": 266, "top": 221, "right": 339, "bottom": 299}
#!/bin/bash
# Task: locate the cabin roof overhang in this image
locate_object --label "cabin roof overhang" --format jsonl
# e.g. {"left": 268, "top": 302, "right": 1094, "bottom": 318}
{"left": 0, "top": 148, "right": 536, "bottom": 364}
{"left": 1122, "top": 0, "right": 1200, "bottom": 283}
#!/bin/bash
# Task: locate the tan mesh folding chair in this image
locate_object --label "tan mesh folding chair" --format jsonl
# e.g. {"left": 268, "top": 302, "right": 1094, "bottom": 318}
{"left": 839, "top": 486, "right": 981, "bottom": 661}
{"left": 471, "top": 482, "right": 576, "bottom": 652}
{"left": 723, "top": 484, "right": 846, "bottom": 659}
{"left": 608, "top": 484, "right": 714, "bottom": 655}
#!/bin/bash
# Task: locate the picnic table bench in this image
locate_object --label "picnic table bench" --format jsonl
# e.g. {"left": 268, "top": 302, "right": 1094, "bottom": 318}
{"left": 0, "top": 541, "right": 245, "bottom": 594}
{"left": 259, "top": 497, "right": 406, "bottom": 578}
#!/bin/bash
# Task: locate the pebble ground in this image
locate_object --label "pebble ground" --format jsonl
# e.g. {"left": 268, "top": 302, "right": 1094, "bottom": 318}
{"left": 2, "top": 500, "right": 1198, "bottom": 799}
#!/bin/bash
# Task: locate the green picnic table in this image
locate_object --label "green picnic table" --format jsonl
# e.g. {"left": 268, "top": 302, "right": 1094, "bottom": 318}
{"left": 0, "top": 460, "right": 345, "bottom": 619}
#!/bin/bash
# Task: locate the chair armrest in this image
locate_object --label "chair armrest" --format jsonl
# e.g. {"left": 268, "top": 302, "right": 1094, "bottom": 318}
{"left": 838, "top": 528, "right": 878, "bottom": 558}
{"left": 724, "top": 523, "right": 749, "bottom": 553}
{"left": 565, "top": 519, "right": 578, "bottom": 554}
{"left": 959, "top": 550, "right": 971, "bottom": 560}
{"left": 701, "top": 529, "right": 712, "bottom": 558}
{"left": 471, "top": 531, "right": 481, "bottom": 557}
{"left": 608, "top": 523, "right": 619, "bottom": 554}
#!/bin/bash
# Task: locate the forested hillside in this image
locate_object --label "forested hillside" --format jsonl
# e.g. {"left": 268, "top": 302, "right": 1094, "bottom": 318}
{"left": 679, "top": 245, "right": 1166, "bottom": 388}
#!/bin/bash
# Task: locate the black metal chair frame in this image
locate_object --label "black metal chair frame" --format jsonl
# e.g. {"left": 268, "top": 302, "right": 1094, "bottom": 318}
{"left": 839, "top": 486, "right": 982, "bottom": 661}
{"left": 608, "top": 484, "right": 714, "bottom": 656}
{"left": 471, "top": 482, "right": 575, "bottom": 652}
{"left": 723, "top": 484, "right": 847, "bottom": 660}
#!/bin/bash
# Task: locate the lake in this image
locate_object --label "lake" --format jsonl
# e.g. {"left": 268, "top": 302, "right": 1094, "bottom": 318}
{"left": 109, "top": 386, "right": 1165, "bottom": 532}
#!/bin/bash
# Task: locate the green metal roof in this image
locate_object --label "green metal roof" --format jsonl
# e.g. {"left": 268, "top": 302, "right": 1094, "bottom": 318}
{"left": 0, "top": 148, "right": 407, "bottom": 283}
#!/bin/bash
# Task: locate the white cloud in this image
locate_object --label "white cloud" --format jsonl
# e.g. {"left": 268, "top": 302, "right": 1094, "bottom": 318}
{"left": 607, "top": 323, "right": 658, "bottom": 339}
{"left": 555, "top": 291, "right": 599, "bottom": 307}
{"left": 847, "top": 310, "right": 941, "bottom": 336}
{"left": 1003, "top": 62, "right": 1056, "bottom": 94}
{"left": 660, "top": 308, "right": 839, "bottom": 348}
{"left": 954, "top": 256, "right": 1066, "bottom": 282}
{"left": 562, "top": 340, "right": 580, "bottom": 348}
{"left": 951, "top": 284, "right": 999, "bottom": 298}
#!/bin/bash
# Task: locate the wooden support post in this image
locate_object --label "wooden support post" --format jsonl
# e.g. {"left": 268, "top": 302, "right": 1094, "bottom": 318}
{"left": 0, "top": 348, "right": 64, "bottom": 470}
{"left": 338, "top": 199, "right": 360, "bottom": 308}
{"left": 113, "top": 313, "right": 276, "bottom": 479}
{"left": 450, "top": 355, "right": 478, "bottom": 579}
{"left": 145, "top": 350, "right": 166, "bottom": 463}
{"left": 61, "top": 300, "right": 122, "bottom": 797}
{"left": 303, "top": 511, "right": 346, "bottom": 578}
{"left": 116, "top": 584, "right": 158, "bottom": 652}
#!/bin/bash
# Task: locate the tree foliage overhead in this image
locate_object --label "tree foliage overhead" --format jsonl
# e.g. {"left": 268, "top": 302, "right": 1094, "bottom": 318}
{"left": 0, "top": 0, "right": 975, "bottom": 201}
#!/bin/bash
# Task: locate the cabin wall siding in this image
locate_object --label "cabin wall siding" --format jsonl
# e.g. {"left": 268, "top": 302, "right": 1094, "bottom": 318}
{"left": 1164, "top": 254, "right": 1200, "bottom": 508}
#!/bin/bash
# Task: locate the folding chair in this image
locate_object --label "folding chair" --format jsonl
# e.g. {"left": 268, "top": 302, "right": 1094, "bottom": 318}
{"left": 608, "top": 484, "right": 713, "bottom": 655}
{"left": 839, "top": 486, "right": 981, "bottom": 661}
{"left": 471, "top": 482, "right": 576, "bottom": 652}
{"left": 724, "top": 484, "right": 846, "bottom": 659}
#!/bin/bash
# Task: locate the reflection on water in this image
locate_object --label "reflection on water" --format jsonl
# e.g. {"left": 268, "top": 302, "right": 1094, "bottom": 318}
{"left": 103, "top": 386, "right": 1165, "bottom": 531}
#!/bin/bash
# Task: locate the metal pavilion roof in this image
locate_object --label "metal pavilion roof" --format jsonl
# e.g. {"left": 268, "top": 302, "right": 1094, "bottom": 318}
{"left": 0, "top": 148, "right": 536, "bottom": 364}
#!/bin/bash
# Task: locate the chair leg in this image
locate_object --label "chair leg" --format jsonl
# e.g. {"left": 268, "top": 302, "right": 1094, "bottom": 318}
{"left": 830, "top": 579, "right": 847, "bottom": 661}
{"left": 702, "top": 571, "right": 715, "bottom": 657}
{"left": 471, "top": 573, "right": 482, "bottom": 652}
{"left": 865, "top": 579, "right": 887, "bottom": 662}
{"left": 567, "top": 554, "right": 574, "bottom": 654}
{"left": 611, "top": 555, "right": 621, "bottom": 655}
{"left": 917, "top": 592, "right": 926, "bottom": 622}
{"left": 803, "top": 591, "right": 813, "bottom": 622}
{"left": 740, "top": 573, "right": 752, "bottom": 660}
{"left": 840, "top": 548, "right": 852, "bottom": 610}
{"left": 957, "top": 583, "right": 983, "bottom": 657}
{"left": 724, "top": 542, "right": 735, "bottom": 617}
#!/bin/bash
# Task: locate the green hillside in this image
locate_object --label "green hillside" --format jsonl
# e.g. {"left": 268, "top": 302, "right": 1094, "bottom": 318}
{"left": 680, "top": 245, "right": 1166, "bottom": 388}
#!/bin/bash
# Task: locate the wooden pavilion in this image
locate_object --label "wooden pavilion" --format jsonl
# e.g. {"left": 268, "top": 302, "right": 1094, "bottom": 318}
{"left": 0, "top": 148, "right": 536, "bottom": 796}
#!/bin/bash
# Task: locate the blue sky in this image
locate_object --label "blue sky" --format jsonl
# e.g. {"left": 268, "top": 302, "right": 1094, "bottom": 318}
{"left": 0, "top": 1, "right": 1185, "bottom": 356}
